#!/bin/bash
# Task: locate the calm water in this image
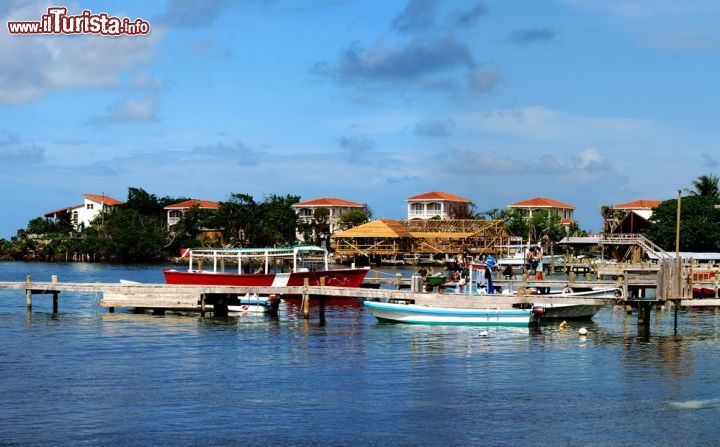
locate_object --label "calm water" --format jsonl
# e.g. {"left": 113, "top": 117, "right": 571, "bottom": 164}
{"left": 2, "top": 262, "right": 720, "bottom": 446}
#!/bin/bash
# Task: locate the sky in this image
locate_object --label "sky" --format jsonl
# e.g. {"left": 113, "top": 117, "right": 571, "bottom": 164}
{"left": 1, "top": 0, "right": 719, "bottom": 238}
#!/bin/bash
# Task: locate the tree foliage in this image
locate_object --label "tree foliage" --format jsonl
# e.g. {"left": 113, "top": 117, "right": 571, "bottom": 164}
{"left": 687, "top": 174, "right": 720, "bottom": 198}
{"left": 337, "top": 209, "right": 370, "bottom": 230}
{"left": 646, "top": 195, "right": 720, "bottom": 252}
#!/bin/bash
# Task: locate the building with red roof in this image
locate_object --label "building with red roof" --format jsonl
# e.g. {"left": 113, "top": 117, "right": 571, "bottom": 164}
{"left": 508, "top": 197, "right": 576, "bottom": 228}
{"left": 292, "top": 197, "right": 366, "bottom": 236}
{"left": 605, "top": 199, "right": 663, "bottom": 234}
{"left": 45, "top": 193, "right": 124, "bottom": 229}
{"left": 164, "top": 199, "right": 220, "bottom": 227}
{"left": 406, "top": 191, "right": 472, "bottom": 220}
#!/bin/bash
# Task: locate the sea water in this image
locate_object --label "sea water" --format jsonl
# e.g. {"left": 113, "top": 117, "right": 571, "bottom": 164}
{"left": 1, "top": 262, "right": 719, "bottom": 446}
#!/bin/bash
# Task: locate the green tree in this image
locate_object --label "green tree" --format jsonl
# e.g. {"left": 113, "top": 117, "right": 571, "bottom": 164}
{"left": 687, "top": 174, "right": 720, "bottom": 198}
{"left": 124, "top": 187, "right": 162, "bottom": 216}
{"left": 446, "top": 202, "right": 480, "bottom": 219}
{"left": 646, "top": 195, "right": 720, "bottom": 252}
{"left": 98, "top": 207, "right": 170, "bottom": 262}
{"left": 337, "top": 209, "right": 370, "bottom": 230}
{"left": 172, "top": 205, "right": 219, "bottom": 248}
{"left": 528, "top": 209, "right": 565, "bottom": 243}
{"left": 217, "top": 193, "right": 259, "bottom": 246}
{"left": 256, "top": 194, "right": 300, "bottom": 246}
{"left": 497, "top": 208, "right": 529, "bottom": 238}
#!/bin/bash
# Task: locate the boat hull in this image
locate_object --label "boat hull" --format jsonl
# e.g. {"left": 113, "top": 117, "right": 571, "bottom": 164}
{"left": 535, "top": 304, "right": 605, "bottom": 320}
{"left": 163, "top": 268, "right": 369, "bottom": 288}
{"left": 364, "top": 301, "right": 533, "bottom": 326}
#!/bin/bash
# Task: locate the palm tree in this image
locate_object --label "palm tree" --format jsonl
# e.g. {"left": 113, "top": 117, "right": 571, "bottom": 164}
{"left": 687, "top": 174, "right": 720, "bottom": 198}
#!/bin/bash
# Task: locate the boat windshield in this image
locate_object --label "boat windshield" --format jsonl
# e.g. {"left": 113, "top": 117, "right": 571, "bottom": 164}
{"left": 183, "top": 245, "right": 329, "bottom": 274}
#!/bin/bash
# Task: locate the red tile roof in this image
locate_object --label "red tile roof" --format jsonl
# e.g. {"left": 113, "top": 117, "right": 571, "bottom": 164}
{"left": 293, "top": 197, "right": 364, "bottom": 207}
{"left": 509, "top": 197, "right": 575, "bottom": 209}
{"left": 612, "top": 200, "right": 662, "bottom": 210}
{"left": 560, "top": 218, "right": 575, "bottom": 224}
{"left": 406, "top": 191, "right": 471, "bottom": 202}
{"left": 164, "top": 199, "right": 220, "bottom": 210}
{"left": 83, "top": 194, "right": 123, "bottom": 206}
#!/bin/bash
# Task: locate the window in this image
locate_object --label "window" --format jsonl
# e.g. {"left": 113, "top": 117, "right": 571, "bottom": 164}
{"left": 410, "top": 203, "right": 423, "bottom": 212}
{"left": 72, "top": 211, "right": 78, "bottom": 224}
{"left": 426, "top": 202, "right": 441, "bottom": 213}
{"left": 87, "top": 203, "right": 94, "bottom": 210}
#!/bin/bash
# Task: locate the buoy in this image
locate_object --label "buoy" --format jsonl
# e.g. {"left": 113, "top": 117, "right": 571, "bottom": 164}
{"left": 559, "top": 321, "right": 568, "bottom": 329}
{"left": 479, "top": 330, "right": 489, "bottom": 337}
{"left": 579, "top": 327, "right": 588, "bottom": 336}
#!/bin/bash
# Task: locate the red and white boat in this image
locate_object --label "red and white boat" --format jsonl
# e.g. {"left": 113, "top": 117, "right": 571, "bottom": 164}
{"left": 164, "top": 245, "right": 369, "bottom": 290}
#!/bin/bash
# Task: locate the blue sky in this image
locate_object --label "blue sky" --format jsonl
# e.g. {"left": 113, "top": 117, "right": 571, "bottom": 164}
{"left": 1, "top": 0, "right": 719, "bottom": 237}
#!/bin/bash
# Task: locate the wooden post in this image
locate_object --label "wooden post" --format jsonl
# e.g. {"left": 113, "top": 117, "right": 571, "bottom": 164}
{"left": 318, "top": 277, "right": 326, "bottom": 324}
{"left": 52, "top": 292, "right": 59, "bottom": 314}
{"left": 395, "top": 273, "right": 402, "bottom": 291}
{"left": 302, "top": 278, "right": 310, "bottom": 320}
{"left": 25, "top": 275, "right": 32, "bottom": 311}
{"left": 200, "top": 293, "right": 206, "bottom": 316}
{"left": 109, "top": 307, "right": 115, "bottom": 313}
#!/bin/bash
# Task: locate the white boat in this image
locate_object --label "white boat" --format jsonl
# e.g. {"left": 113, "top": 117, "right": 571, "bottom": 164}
{"left": 515, "top": 287, "right": 621, "bottom": 299}
{"left": 363, "top": 300, "right": 543, "bottom": 326}
{"left": 497, "top": 251, "right": 564, "bottom": 267}
{"left": 516, "top": 288, "right": 620, "bottom": 320}
{"left": 227, "top": 294, "right": 277, "bottom": 313}
{"left": 381, "top": 258, "right": 405, "bottom": 266}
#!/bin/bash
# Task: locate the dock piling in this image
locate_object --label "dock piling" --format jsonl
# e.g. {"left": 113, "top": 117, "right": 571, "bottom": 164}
{"left": 319, "top": 277, "right": 326, "bottom": 325}
{"left": 302, "top": 278, "right": 310, "bottom": 319}
{"left": 25, "top": 275, "right": 32, "bottom": 311}
{"left": 51, "top": 275, "right": 59, "bottom": 314}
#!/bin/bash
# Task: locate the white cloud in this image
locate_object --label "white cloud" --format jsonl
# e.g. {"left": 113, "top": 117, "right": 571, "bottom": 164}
{"left": 455, "top": 106, "right": 653, "bottom": 142}
{"left": 89, "top": 96, "right": 158, "bottom": 125}
{"left": 0, "top": 3, "right": 163, "bottom": 104}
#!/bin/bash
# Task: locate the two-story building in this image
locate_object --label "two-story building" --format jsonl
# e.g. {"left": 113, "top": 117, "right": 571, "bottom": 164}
{"left": 605, "top": 199, "right": 662, "bottom": 234}
{"left": 406, "top": 191, "right": 472, "bottom": 220}
{"left": 508, "top": 197, "right": 575, "bottom": 221}
{"left": 44, "top": 194, "right": 124, "bottom": 229}
{"left": 164, "top": 199, "right": 220, "bottom": 227}
{"left": 292, "top": 197, "right": 365, "bottom": 235}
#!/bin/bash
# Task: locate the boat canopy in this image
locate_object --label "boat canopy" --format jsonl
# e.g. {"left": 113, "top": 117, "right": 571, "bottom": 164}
{"left": 183, "top": 245, "right": 329, "bottom": 273}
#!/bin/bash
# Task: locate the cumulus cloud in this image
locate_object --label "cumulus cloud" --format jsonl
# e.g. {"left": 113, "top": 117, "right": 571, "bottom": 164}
{"left": 89, "top": 96, "right": 159, "bottom": 125}
{"left": 391, "top": 0, "right": 439, "bottom": 33}
{"left": 446, "top": 147, "right": 614, "bottom": 176}
{"left": 454, "top": 2, "right": 488, "bottom": 27}
{"left": 414, "top": 119, "right": 454, "bottom": 137}
{"left": 456, "top": 106, "right": 653, "bottom": 142}
{"left": 0, "top": 4, "right": 161, "bottom": 104}
{"left": 317, "top": 35, "right": 495, "bottom": 95}
{"left": 0, "top": 133, "right": 45, "bottom": 163}
{"left": 509, "top": 28, "right": 556, "bottom": 44}
{"left": 191, "top": 141, "right": 260, "bottom": 166}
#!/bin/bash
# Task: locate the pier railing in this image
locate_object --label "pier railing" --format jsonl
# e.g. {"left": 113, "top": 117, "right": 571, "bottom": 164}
{"left": 600, "top": 233, "right": 673, "bottom": 260}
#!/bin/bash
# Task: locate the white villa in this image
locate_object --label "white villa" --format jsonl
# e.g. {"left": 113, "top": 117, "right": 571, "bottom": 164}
{"left": 164, "top": 199, "right": 220, "bottom": 227}
{"left": 292, "top": 197, "right": 365, "bottom": 235}
{"left": 406, "top": 191, "right": 471, "bottom": 220}
{"left": 508, "top": 197, "right": 576, "bottom": 226}
{"left": 44, "top": 194, "right": 124, "bottom": 229}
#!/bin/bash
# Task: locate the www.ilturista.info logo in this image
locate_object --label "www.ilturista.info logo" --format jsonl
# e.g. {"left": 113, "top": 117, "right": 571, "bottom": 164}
{"left": 7, "top": 7, "right": 150, "bottom": 36}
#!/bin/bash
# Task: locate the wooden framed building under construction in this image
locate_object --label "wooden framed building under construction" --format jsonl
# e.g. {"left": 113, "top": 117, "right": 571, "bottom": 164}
{"left": 332, "top": 219, "right": 511, "bottom": 262}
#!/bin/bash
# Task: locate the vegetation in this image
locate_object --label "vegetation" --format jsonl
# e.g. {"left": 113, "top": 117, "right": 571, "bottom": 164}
{"left": 646, "top": 195, "right": 720, "bottom": 252}
{"left": 686, "top": 173, "right": 719, "bottom": 198}
{"left": 1, "top": 188, "right": 301, "bottom": 263}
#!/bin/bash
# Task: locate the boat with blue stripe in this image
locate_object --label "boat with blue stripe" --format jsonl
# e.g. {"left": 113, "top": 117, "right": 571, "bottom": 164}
{"left": 364, "top": 300, "right": 543, "bottom": 326}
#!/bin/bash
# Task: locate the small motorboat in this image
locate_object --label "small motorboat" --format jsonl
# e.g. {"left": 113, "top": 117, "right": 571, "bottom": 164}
{"left": 227, "top": 293, "right": 279, "bottom": 314}
{"left": 364, "top": 300, "right": 543, "bottom": 326}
